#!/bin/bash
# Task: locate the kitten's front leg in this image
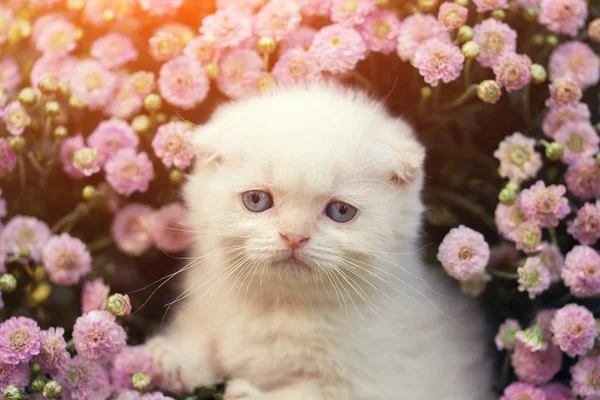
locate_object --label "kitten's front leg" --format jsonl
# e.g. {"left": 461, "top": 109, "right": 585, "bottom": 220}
{"left": 224, "top": 379, "right": 340, "bottom": 400}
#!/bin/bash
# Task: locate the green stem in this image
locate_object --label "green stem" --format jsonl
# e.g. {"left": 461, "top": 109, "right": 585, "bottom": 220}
{"left": 427, "top": 186, "right": 496, "bottom": 229}
{"left": 87, "top": 235, "right": 114, "bottom": 253}
{"left": 433, "top": 85, "right": 441, "bottom": 109}
{"left": 51, "top": 200, "right": 97, "bottom": 234}
{"left": 463, "top": 58, "right": 473, "bottom": 88}
{"left": 548, "top": 227, "right": 559, "bottom": 248}
{"left": 487, "top": 268, "right": 519, "bottom": 280}
{"left": 17, "top": 155, "right": 26, "bottom": 190}
{"left": 440, "top": 85, "right": 478, "bottom": 110}
{"left": 522, "top": 84, "right": 531, "bottom": 122}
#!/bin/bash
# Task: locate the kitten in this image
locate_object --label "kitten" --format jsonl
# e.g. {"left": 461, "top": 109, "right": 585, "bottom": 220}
{"left": 146, "top": 83, "right": 495, "bottom": 400}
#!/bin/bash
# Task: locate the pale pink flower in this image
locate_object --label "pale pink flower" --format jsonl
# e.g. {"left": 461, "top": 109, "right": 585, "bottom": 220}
{"left": 546, "top": 77, "right": 582, "bottom": 108}
{"left": 138, "top": 0, "right": 184, "bottom": 15}
{"left": 3, "top": 216, "right": 51, "bottom": 262}
{"left": 0, "top": 362, "right": 30, "bottom": 392}
{"left": 494, "top": 53, "right": 532, "bottom": 92}
{"left": 330, "top": 0, "right": 375, "bottom": 25}
{"left": 541, "top": 383, "right": 572, "bottom": 400}
{"left": 309, "top": 24, "right": 367, "bottom": 74}
{"left": 35, "top": 19, "right": 78, "bottom": 56}
{"left": 563, "top": 246, "right": 600, "bottom": 297}
{"left": 105, "top": 149, "right": 154, "bottom": 197}
{"left": 437, "top": 3, "right": 468, "bottom": 30}
{"left": 412, "top": 38, "right": 464, "bottom": 87}
{"left": 0, "top": 101, "right": 31, "bottom": 136}
{"left": 500, "top": 383, "right": 546, "bottom": 400}
{"left": 279, "top": 26, "right": 317, "bottom": 53}
{"left": 91, "top": 33, "right": 138, "bottom": 69}
{"left": 35, "top": 327, "right": 69, "bottom": 374}
{"left": 495, "top": 319, "right": 521, "bottom": 350}
{"left": 566, "top": 157, "right": 600, "bottom": 200}
{"left": 72, "top": 310, "right": 126, "bottom": 361}
{"left": 518, "top": 257, "right": 551, "bottom": 298}
{"left": 589, "top": 19, "right": 600, "bottom": 43}
{"left": 81, "top": 278, "right": 110, "bottom": 314}
{"left": 149, "top": 31, "right": 182, "bottom": 62}
{"left": 29, "top": 54, "right": 76, "bottom": 89}
{"left": 515, "top": 222, "right": 543, "bottom": 254}
{"left": 555, "top": 121, "right": 599, "bottom": 164}
{"left": 59, "top": 134, "right": 85, "bottom": 179}
{"left": 539, "top": 243, "right": 564, "bottom": 283}
{"left": 0, "top": 7, "right": 14, "bottom": 46}
{"left": 437, "top": 225, "right": 490, "bottom": 281}
{"left": 42, "top": 234, "right": 92, "bottom": 286}
{"left": 473, "top": 19, "right": 517, "bottom": 68}
{"left": 82, "top": 0, "right": 136, "bottom": 26}
{"left": 272, "top": 48, "right": 322, "bottom": 85}
{"left": 105, "top": 72, "right": 155, "bottom": 120}
{"left": 539, "top": 0, "right": 587, "bottom": 37}
{"left": 512, "top": 341, "right": 562, "bottom": 384}
{"left": 183, "top": 36, "right": 222, "bottom": 65}
{"left": 396, "top": 14, "right": 450, "bottom": 62}
{"left": 569, "top": 202, "right": 600, "bottom": 246}
{"left": 518, "top": 181, "right": 570, "bottom": 227}
{"left": 69, "top": 59, "right": 118, "bottom": 111}
{"left": 73, "top": 148, "right": 100, "bottom": 177}
{"left": 32, "top": 13, "right": 68, "bottom": 44}
{"left": 296, "top": 0, "right": 332, "bottom": 16}
{"left": 255, "top": 0, "right": 302, "bottom": 41}
{"left": 357, "top": 9, "right": 401, "bottom": 54}
{"left": 111, "top": 346, "right": 155, "bottom": 391}
{"left": 549, "top": 41, "right": 599, "bottom": 89}
{"left": 0, "top": 57, "right": 22, "bottom": 93}
{"left": 0, "top": 139, "right": 16, "bottom": 178}
{"left": 495, "top": 202, "right": 527, "bottom": 240}
{"left": 152, "top": 122, "right": 194, "bottom": 170}
{"left": 200, "top": 9, "right": 252, "bottom": 48}
{"left": 542, "top": 102, "right": 590, "bottom": 138}
{"left": 150, "top": 203, "right": 193, "bottom": 253}
{"left": 87, "top": 119, "right": 139, "bottom": 165}
{"left": 473, "top": 0, "right": 509, "bottom": 12}
{"left": 494, "top": 132, "right": 542, "bottom": 182}
{"left": 159, "top": 56, "right": 209, "bottom": 109}
{"left": 217, "top": 49, "right": 263, "bottom": 99}
{"left": 551, "top": 303, "right": 597, "bottom": 357}
{"left": 112, "top": 204, "right": 154, "bottom": 256}
{"left": 571, "top": 356, "right": 600, "bottom": 397}
{"left": 57, "top": 355, "right": 111, "bottom": 400}
{"left": 216, "top": 0, "right": 267, "bottom": 14}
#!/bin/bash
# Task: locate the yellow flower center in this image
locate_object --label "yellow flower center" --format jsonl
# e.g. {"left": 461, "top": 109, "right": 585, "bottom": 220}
{"left": 374, "top": 21, "right": 391, "bottom": 37}
{"left": 84, "top": 72, "right": 103, "bottom": 91}
{"left": 568, "top": 133, "right": 584, "bottom": 152}
{"left": 341, "top": 0, "right": 359, "bottom": 14}
{"left": 483, "top": 32, "right": 505, "bottom": 55}
{"left": 509, "top": 145, "right": 530, "bottom": 166}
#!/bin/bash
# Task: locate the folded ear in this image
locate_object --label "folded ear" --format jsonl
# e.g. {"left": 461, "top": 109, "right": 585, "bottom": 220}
{"left": 380, "top": 118, "right": 426, "bottom": 185}
{"left": 190, "top": 123, "right": 223, "bottom": 167}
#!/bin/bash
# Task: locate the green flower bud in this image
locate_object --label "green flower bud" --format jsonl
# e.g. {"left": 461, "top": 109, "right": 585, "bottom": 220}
{"left": 144, "top": 94, "right": 162, "bottom": 112}
{"left": 477, "top": 80, "right": 502, "bottom": 104}
{"left": 499, "top": 188, "right": 517, "bottom": 205}
{"left": 531, "top": 34, "right": 545, "bottom": 47}
{"left": 491, "top": 9, "right": 505, "bottom": 20}
{"left": 132, "top": 372, "right": 152, "bottom": 392}
{"left": 53, "top": 125, "right": 68, "bottom": 139}
{"left": 18, "top": 246, "right": 30, "bottom": 259}
{"left": 2, "top": 385, "right": 22, "bottom": 400}
{"left": 546, "top": 142, "right": 564, "bottom": 161}
{"left": 107, "top": 293, "right": 131, "bottom": 316}
{"left": 420, "top": 86, "right": 432, "bottom": 99}
{"left": 505, "top": 181, "right": 520, "bottom": 192}
{"left": 0, "top": 274, "right": 17, "bottom": 293}
{"left": 42, "top": 381, "right": 62, "bottom": 399}
{"left": 461, "top": 41, "right": 480, "bottom": 58}
{"left": 205, "top": 63, "right": 220, "bottom": 80}
{"left": 523, "top": 7, "right": 538, "bottom": 21}
{"left": 545, "top": 35, "right": 559, "bottom": 47}
{"left": 30, "top": 361, "right": 42, "bottom": 375}
{"left": 18, "top": 87, "right": 37, "bottom": 106}
{"left": 82, "top": 185, "right": 97, "bottom": 201}
{"left": 596, "top": 153, "right": 600, "bottom": 168}
{"left": 529, "top": 64, "right": 547, "bottom": 84}
{"left": 45, "top": 101, "right": 61, "bottom": 116}
{"left": 31, "top": 378, "right": 46, "bottom": 392}
{"left": 155, "top": 112, "right": 168, "bottom": 124}
{"left": 8, "top": 136, "right": 26, "bottom": 154}
{"left": 457, "top": 25, "right": 473, "bottom": 42}
{"left": 257, "top": 36, "right": 276, "bottom": 55}
{"left": 170, "top": 169, "right": 184, "bottom": 184}
{"left": 132, "top": 115, "right": 151, "bottom": 134}
{"left": 38, "top": 73, "right": 60, "bottom": 95}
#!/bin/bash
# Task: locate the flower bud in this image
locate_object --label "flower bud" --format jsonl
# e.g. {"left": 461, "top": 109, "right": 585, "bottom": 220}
{"left": 205, "top": 63, "right": 220, "bottom": 80}
{"left": 499, "top": 188, "right": 517, "bottom": 205}
{"left": 505, "top": 181, "right": 520, "bottom": 192}
{"left": 596, "top": 153, "right": 600, "bottom": 168}
{"left": 457, "top": 25, "right": 473, "bottom": 42}
{"left": 132, "top": 115, "right": 151, "bottom": 134}
{"left": 18, "top": 88, "right": 37, "bottom": 106}
{"left": 68, "top": 95, "right": 85, "bottom": 110}
{"left": 30, "top": 361, "right": 42, "bottom": 375}
{"left": 529, "top": 64, "right": 547, "bottom": 84}
{"left": 3, "top": 385, "right": 23, "bottom": 400}
{"left": 523, "top": 7, "right": 538, "bottom": 21}
{"left": 461, "top": 41, "right": 479, "bottom": 58}
{"left": 516, "top": 322, "right": 547, "bottom": 351}
{"left": 18, "top": 246, "right": 30, "bottom": 259}
{"left": 420, "top": 86, "right": 432, "bottom": 99}
{"left": 8, "top": 136, "right": 26, "bottom": 154}
{"left": 53, "top": 125, "right": 68, "bottom": 139}
{"left": 531, "top": 34, "right": 545, "bottom": 47}
{"left": 42, "top": 381, "right": 62, "bottom": 399}
{"left": 454, "top": 0, "right": 469, "bottom": 6}
{"left": 545, "top": 35, "right": 558, "bottom": 47}
{"left": 38, "top": 73, "right": 60, "bottom": 95}
{"left": 418, "top": 0, "right": 438, "bottom": 12}
{"left": 132, "top": 372, "right": 152, "bottom": 392}
{"left": 258, "top": 36, "right": 276, "bottom": 55}
{"left": 82, "top": 185, "right": 97, "bottom": 200}
{"left": 477, "top": 80, "right": 501, "bottom": 104}
{"left": 31, "top": 378, "right": 46, "bottom": 392}
{"left": 45, "top": 101, "right": 61, "bottom": 116}
{"left": 144, "top": 94, "right": 162, "bottom": 112}
{"left": 589, "top": 19, "right": 600, "bottom": 43}
{"left": 0, "top": 274, "right": 17, "bottom": 293}
{"left": 545, "top": 142, "right": 564, "bottom": 161}
{"left": 170, "top": 169, "right": 184, "bottom": 184}
{"left": 107, "top": 293, "right": 132, "bottom": 316}
{"left": 491, "top": 9, "right": 505, "bottom": 20}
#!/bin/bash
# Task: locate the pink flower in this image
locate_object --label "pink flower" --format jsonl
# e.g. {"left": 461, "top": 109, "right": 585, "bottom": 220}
{"left": 473, "top": 19, "right": 517, "bottom": 68}
{"left": 500, "top": 382, "right": 546, "bottom": 400}
{"left": 73, "top": 147, "right": 100, "bottom": 177}
{"left": 58, "top": 355, "right": 111, "bottom": 400}
{"left": 494, "top": 53, "right": 531, "bottom": 92}
{"left": 200, "top": 9, "right": 252, "bottom": 48}
{"left": 518, "top": 181, "right": 570, "bottom": 227}
{"left": 539, "top": 243, "right": 564, "bottom": 283}
{"left": 42, "top": 233, "right": 92, "bottom": 286}
{"left": 105, "top": 149, "right": 154, "bottom": 197}
{"left": 87, "top": 119, "right": 139, "bottom": 165}
{"left": 59, "top": 134, "right": 85, "bottom": 179}
{"left": 539, "top": 0, "right": 587, "bottom": 37}
{"left": 0, "top": 101, "right": 31, "bottom": 136}
{"left": 73, "top": 310, "right": 126, "bottom": 360}
{"left": 255, "top": 0, "right": 302, "bottom": 41}
{"left": 0, "top": 362, "right": 30, "bottom": 392}
{"left": 0, "top": 8, "right": 14, "bottom": 46}
{"left": 495, "top": 318, "right": 521, "bottom": 350}
{"left": 495, "top": 202, "right": 527, "bottom": 241}
{"left": 69, "top": 59, "right": 117, "bottom": 111}
{"left": 357, "top": 8, "right": 401, "bottom": 54}
{"left": 396, "top": 14, "right": 450, "bottom": 62}
{"left": 412, "top": 38, "right": 464, "bottom": 87}
{"left": 309, "top": 24, "right": 367, "bottom": 74}
{"left": 0, "top": 189, "right": 5, "bottom": 221}
{"left": 91, "top": 33, "right": 138, "bottom": 69}
{"left": 138, "top": 0, "right": 184, "bottom": 15}
{"left": 111, "top": 346, "right": 155, "bottom": 391}
{"left": 105, "top": 72, "right": 155, "bottom": 120}
{"left": 459, "top": 272, "right": 490, "bottom": 297}
{"left": 555, "top": 121, "right": 599, "bottom": 164}
{"left": 272, "top": 48, "right": 322, "bottom": 86}
{"left": 549, "top": 41, "right": 599, "bottom": 89}
{"left": 3, "top": 216, "right": 51, "bottom": 262}
{"left": 150, "top": 203, "right": 193, "bottom": 253}
{"left": 216, "top": 0, "right": 266, "bottom": 13}
{"left": 330, "top": 0, "right": 375, "bottom": 25}
{"left": 572, "top": 356, "right": 600, "bottom": 397}
{"left": 149, "top": 31, "right": 182, "bottom": 62}
{"left": 541, "top": 383, "right": 572, "bottom": 400}
{"left": 569, "top": 202, "right": 600, "bottom": 245}
{"left": 493, "top": 132, "right": 542, "bottom": 182}
{"left": 542, "top": 102, "right": 590, "bottom": 138}
{"left": 35, "top": 19, "right": 78, "bottom": 56}
{"left": 563, "top": 246, "right": 600, "bottom": 297}
{"left": 35, "top": 327, "right": 69, "bottom": 374}
{"left": 152, "top": 122, "right": 194, "bottom": 170}
{"left": 546, "top": 77, "right": 582, "bottom": 108}
{"left": 551, "top": 303, "right": 597, "bottom": 357}
{"left": 112, "top": 204, "right": 154, "bottom": 256}
{"left": 279, "top": 26, "right": 317, "bottom": 53}
{"left": 0, "top": 317, "right": 41, "bottom": 364}
{"left": 566, "top": 157, "right": 600, "bottom": 200}
{"left": 473, "top": 0, "right": 509, "bottom": 12}
{"left": 217, "top": 49, "right": 263, "bottom": 99}
{"left": 518, "top": 257, "right": 551, "bottom": 299}
{"left": 0, "top": 57, "right": 22, "bottom": 93}
{"left": 183, "top": 35, "right": 222, "bottom": 65}
{"left": 515, "top": 222, "right": 543, "bottom": 253}
{"left": 159, "top": 56, "right": 209, "bottom": 110}
{"left": 295, "top": 0, "right": 332, "bottom": 16}
{"left": 589, "top": 19, "right": 600, "bottom": 42}
{"left": 437, "top": 225, "right": 490, "bottom": 281}
{"left": 437, "top": 2, "right": 468, "bottom": 30}
{"left": 511, "top": 341, "right": 562, "bottom": 384}
{"left": 82, "top": 278, "right": 110, "bottom": 314}
{"left": 32, "top": 12, "right": 68, "bottom": 43}
{"left": 0, "top": 138, "right": 16, "bottom": 178}
{"left": 29, "top": 54, "right": 76, "bottom": 89}
{"left": 537, "top": 309, "right": 558, "bottom": 341}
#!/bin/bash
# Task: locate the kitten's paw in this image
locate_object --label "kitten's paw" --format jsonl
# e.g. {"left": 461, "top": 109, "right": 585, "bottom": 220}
{"left": 145, "top": 336, "right": 187, "bottom": 392}
{"left": 224, "top": 379, "right": 266, "bottom": 400}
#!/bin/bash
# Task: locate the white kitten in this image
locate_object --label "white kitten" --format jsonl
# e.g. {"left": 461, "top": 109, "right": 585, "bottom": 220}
{"left": 146, "top": 83, "right": 495, "bottom": 400}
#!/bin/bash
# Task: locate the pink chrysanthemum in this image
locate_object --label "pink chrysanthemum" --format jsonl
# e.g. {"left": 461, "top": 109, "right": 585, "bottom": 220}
{"left": 518, "top": 181, "right": 570, "bottom": 227}
{"left": 396, "top": 14, "right": 450, "bottom": 62}
{"left": 255, "top": 0, "right": 302, "bottom": 41}
{"left": 216, "top": 0, "right": 266, "bottom": 13}
{"left": 105, "top": 72, "right": 155, "bottom": 120}
{"left": 549, "top": 41, "right": 599, "bottom": 89}
{"left": 357, "top": 8, "right": 401, "bottom": 54}
{"left": 105, "top": 149, "right": 154, "bottom": 197}
{"left": 82, "top": 0, "right": 135, "bottom": 26}
{"left": 200, "top": 9, "right": 252, "bottom": 48}
{"left": 296, "top": 0, "right": 332, "bottom": 16}
{"left": 500, "top": 382, "right": 546, "bottom": 400}
{"left": 572, "top": 356, "right": 600, "bottom": 397}
{"left": 149, "top": 31, "right": 182, "bottom": 62}
{"left": 58, "top": 355, "right": 111, "bottom": 400}
{"left": 111, "top": 346, "right": 155, "bottom": 391}
{"left": 0, "top": 101, "right": 31, "bottom": 136}
{"left": 539, "top": 0, "right": 587, "bottom": 37}
{"left": 73, "top": 147, "right": 100, "bottom": 177}
{"left": 515, "top": 222, "right": 543, "bottom": 253}
{"left": 568, "top": 202, "right": 600, "bottom": 246}
{"left": 138, "top": 0, "right": 184, "bottom": 15}
{"left": 217, "top": 49, "right": 263, "bottom": 99}
{"left": 82, "top": 278, "right": 110, "bottom": 314}
{"left": 42, "top": 233, "right": 92, "bottom": 286}
{"left": 69, "top": 59, "right": 117, "bottom": 111}
{"left": 330, "top": 0, "right": 375, "bottom": 25}
{"left": 493, "top": 132, "right": 542, "bottom": 182}
{"left": 546, "top": 77, "right": 582, "bottom": 108}
{"left": 0, "top": 138, "right": 16, "bottom": 178}
{"left": 563, "top": 246, "right": 600, "bottom": 297}
{"left": 459, "top": 272, "right": 491, "bottom": 297}
{"left": 272, "top": 48, "right": 322, "bottom": 86}
{"left": 35, "top": 19, "right": 78, "bottom": 56}
{"left": 541, "top": 383, "right": 572, "bottom": 400}
{"left": 35, "top": 327, "right": 69, "bottom": 374}
{"left": 3, "top": 216, "right": 51, "bottom": 262}
{"left": 437, "top": 225, "right": 490, "bottom": 281}
{"left": 542, "top": 102, "right": 590, "bottom": 138}
{"left": 73, "top": 310, "right": 126, "bottom": 360}
{"left": 150, "top": 203, "right": 193, "bottom": 253}
{"left": 142, "top": 394, "right": 176, "bottom": 400}
{"left": 59, "top": 134, "right": 85, "bottom": 179}
{"left": 517, "top": 257, "right": 551, "bottom": 299}
{"left": 566, "top": 157, "right": 600, "bottom": 200}
{"left": 152, "top": 122, "right": 194, "bottom": 170}
{"left": 112, "top": 204, "right": 154, "bottom": 256}
{"left": 0, "top": 57, "right": 22, "bottom": 93}
{"left": 589, "top": 19, "right": 600, "bottom": 42}
{"left": 539, "top": 243, "right": 564, "bottom": 283}
{"left": 309, "top": 24, "right": 367, "bottom": 74}
{"left": 474, "top": 0, "right": 509, "bottom": 12}
{"left": 511, "top": 341, "right": 562, "bottom": 385}
{"left": 158, "top": 56, "right": 209, "bottom": 110}
{"left": 494, "top": 53, "right": 532, "bottom": 92}
{"left": 279, "top": 26, "right": 317, "bottom": 53}
{"left": 32, "top": 12, "right": 67, "bottom": 43}
{"left": 495, "top": 319, "right": 521, "bottom": 351}
{"left": 437, "top": 3, "right": 468, "bottom": 30}
{"left": 0, "top": 317, "right": 41, "bottom": 365}
{"left": 537, "top": 309, "right": 558, "bottom": 341}
{"left": 183, "top": 35, "right": 222, "bottom": 65}
{"left": 473, "top": 19, "right": 517, "bottom": 68}
{"left": 87, "top": 119, "right": 139, "bottom": 165}
{"left": 91, "top": 33, "right": 138, "bottom": 70}
{"left": 0, "top": 8, "right": 14, "bottom": 46}
{"left": 413, "top": 38, "right": 464, "bottom": 87}
{"left": 551, "top": 303, "right": 597, "bottom": 357}
{"left": 489, "top": 243, "right": 521, "bottom": 268}
{"left": 555, "top": 121, "right": 599, "bottom": 164}
{"left": 0, "top": 362, "right": 29, "bottom": 392}
{"left": 29, "top": 54, "right": 76, "bottom": 89}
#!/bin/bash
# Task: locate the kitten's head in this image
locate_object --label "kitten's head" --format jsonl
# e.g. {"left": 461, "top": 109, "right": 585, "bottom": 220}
{"left": 184, "top": 84, "right": 425, "bottom": 294}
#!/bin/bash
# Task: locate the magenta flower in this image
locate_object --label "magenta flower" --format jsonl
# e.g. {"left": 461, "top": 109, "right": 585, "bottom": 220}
{"left": 546, "top": 77, "right": 582, "bottom": 108}
{"left": 217, "top": 49, "right": 263, "bottom": 99}
{"left": 0, "top": 362, "right": 30, "bottom": 392}
{"left": 473, "top": 19, "right": 517, "bottom": 68}
{"left": 572, "top": 356, "right": 600, "bottom": 397}
{"left": 537, "top": 309, "right": 557, "bottom": 341}
{"left": 159, "top": 56, "right": 209, "bottom": 109}
{"left": 272, "top": 48, "right": 322, "bottom": 86}
{"left": 0, "top": 57, "right": 22, "bottom": 93}
{"left": 495, "top": 319, "right": 521, "bottom": 351}
{"left": 42, "top": 233, "right": 92, "bottom": 286}
{"left": 0, "top": 317, "right": 41, "bottom": 364}
{"left": 563, "top": 245, "right": 600, "bottom": 297}
{"left": 69, "top": 59, "right": 117, "bottom": 111}
{"left": 3, "top": 216, "right": 51, "bottom": 262}
{"left": 511, "top": 341, "right": 562, "bottom": 384}
{"left": 0, "top": 101, "right": 31, "bottom": 136}
{"left": 568, "top": 202, "right": 600, "bottom": 245}
{"left": 555, "top": 121, "right": 599, "bottom": 164}
{"left": 539, "top": 0, "right": 587, "bottom": 37}
{"left": 309, "top": 24, "right": 367, "bottom": 74}
{"left": 59, "top": 134, "right": 85, "bottom": 179}
{"left": 111, "top": 204, "right": 154, "bottom": 256}
{"left": 73, "top": 310, "right": 126, "bottom": 360}
{"left": 88, "top": 119, "right": 139, "bottom": 165}
{"left": 396, "top": 14, "right": 450, "bottom": 62}
{"left": 91, "top": 33, "right": 138, "bottom": 69}
{"left": 551, "top": 303, "right": 597, "bottom": 357}
{"left": 494, "top": 53, "right": 531, "bottom": 92}
{"left": 183, "top": 35, "right": 222, "bottom": 66}
{"left": 279, "top": 26, "right": 316, "bottom": 53}
{"left": 105, "top": 149, "right": 155, "bottom": 197}
{"left": 493, "top": 132, "right": 542, "bottom": 182}
{"left": 518, "top": 257, "right": 551, "bottom": 299}
{"left": 81, "top": 278, "right": 110, "bottom": 314}
{"left": 150, "top": 203, "right": 193, "bottom": 253}
{"left": 152, "top": 122, "right": 194, "bottom": 170}
{"left": 437, "top": 3, "right": 468, "bottom": 30}
{"left": 515, "top": 222, "right": 543, "bottom": 253}
{"left": 35, "top": 327, "right": 69, "bottom": 374}
{"left": 542, "top": 102, "right": 590, "bottom": 138}
{"left": 357, "top": 8, "right": 400, "bottom": 54}
{"left": 200, "top": 9, "right": 252, "bottom": 48}
{"left": 566, "top": 157, "right": 600, "bottom": 200}
{"left": 111, "top": 346, "right": 155, "bottom": 391}
{"left": 539, "top": 243, "right": 564, "bottom": 283}
{"left": 0, "top": 138, "right": 16, "bottom": 178}
{"left": 500, "top": 382, "right": 546, "bottom": 400}
{"left": 412, "top": 38, "right": 464, "bottom": 87}
{"left": 330, "top": 0, "right": 375, "bottom": 25}
{"left": 138, "top": 0, "right": 184, "bottom": 15}
{"left": 549, "top": 41, "right": 599, "bottom": 89}
{"left": 255, "top": 0, "right": 301, "bottom": 41}
{"left": 57, "top": 355, "right": 111, "bottom": 400}
{"left": 518, "top": 181, "right": 570, "bottom": 227}
{"left": 437, "top": 225, "right": 490, "bottom": 281}
{"left": 541, "top": 383, "right": 572, "bottom": 400}
{"left": 29, "top": 54, "right": 76, "bottom": 89}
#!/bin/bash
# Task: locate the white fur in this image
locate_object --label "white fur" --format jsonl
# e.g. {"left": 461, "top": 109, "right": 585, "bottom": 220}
{"left": 146, "top": 84, "right": 494, "bottom": 400}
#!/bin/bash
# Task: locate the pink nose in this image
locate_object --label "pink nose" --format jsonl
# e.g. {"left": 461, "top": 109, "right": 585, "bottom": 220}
{"left": 280, "top": 233, "right": 310, "bottom": 249}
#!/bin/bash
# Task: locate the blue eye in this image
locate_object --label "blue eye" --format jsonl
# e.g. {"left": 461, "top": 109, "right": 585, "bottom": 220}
{"left": 325, "top": 202, "right": 357, "bottom": 223}
{"left": 242, "top": 191, "right": 273, "bottom": 212}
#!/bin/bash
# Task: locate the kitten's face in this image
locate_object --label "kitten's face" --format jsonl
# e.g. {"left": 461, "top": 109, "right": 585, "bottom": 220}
{"left": 184, "top": 85, "right": 425, "bottom": 284}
